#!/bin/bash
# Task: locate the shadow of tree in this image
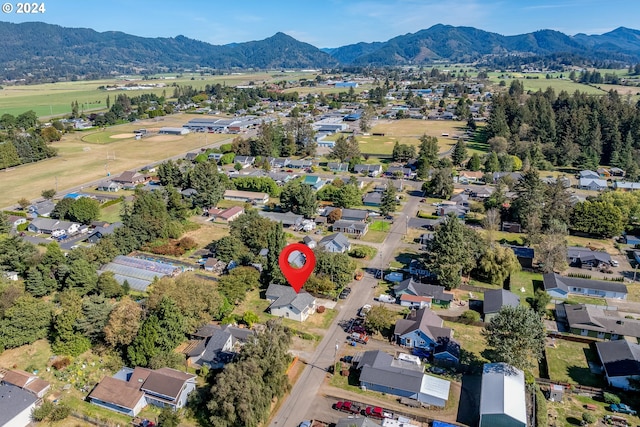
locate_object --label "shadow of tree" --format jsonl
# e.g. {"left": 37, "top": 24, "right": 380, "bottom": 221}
{"left": 566, "top": 416, "right": 582, "bottom": 426}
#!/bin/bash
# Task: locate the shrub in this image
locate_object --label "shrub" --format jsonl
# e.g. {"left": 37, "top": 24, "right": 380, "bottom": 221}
{"left": 604, "top": 392, "right": 621, "bottom": 405}
{"left": 582, "top": 412, "right": 597, "bottom": 425}
{"left": 51, "top": 357, "right": 72, "bottom": 370}
{"left": 535, "top": 386, "right": 548, "bottom": 427}
{"left": 31, "top": 401, "right": 54, "bottom": 422}
{"left": 460, "top": 310, "right": 480, "bottom": 323}
{"left": 49, "top": 405, "right": 71, "bottom": 422}
{"left": 349, "top": 247, "right": 368, "bottom": 258}
{"left": 317, "top": 306, "right": 326, "bottom": 314}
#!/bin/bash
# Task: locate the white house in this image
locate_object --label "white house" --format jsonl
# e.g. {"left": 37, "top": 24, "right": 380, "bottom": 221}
{"left": 265, "top": 284, "right": 316, "bottom": 322}
{"left": 596, "top": 340, "right": 640, "bottom": 390}
{"left": 28, "top": 217, "right": 80, "bottom": 236}
{"left": 0, "top": 384, "right": 39, "bottom": 427}
{"left": 479, "top": 363, "right": 527, "bottom": 427}
{"left": 543, "top": 273, "right": 627, "bottom": 300}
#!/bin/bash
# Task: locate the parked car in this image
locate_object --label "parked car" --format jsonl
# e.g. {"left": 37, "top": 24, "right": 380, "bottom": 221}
{"left": 364, "top": 406, "right": 393, "bottom": 419}
{"left": 334, "top": 400, "right": 361, "bottom": 414}
{"left": 611, "top": 403, "right": 637, "bottom": 415}
{"left": 610, "top": 260, "right": 619, "bottom": 267}
{"left": 347, "top": 332, "right": 369, "bottom": 345}
{"left": 358, "top": 304, "right": 372, "bottom": 318}
{"left": 339, "top": 288, "right": 352, "bottom": 299}
{"left": 354, "top": 271, "right": 364, "bottom": 280}
{"left": 376, "top": 294, "right": 396, "bottom": 303}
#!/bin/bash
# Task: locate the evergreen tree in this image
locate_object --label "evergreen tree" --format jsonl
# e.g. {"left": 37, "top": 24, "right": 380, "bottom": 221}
{"left": 329, "top": 134, "right": 360, "bottom": 162}
{"left": 262, "top": 222, "right": 286, "bottom": 286}
{"left": 512, "top": 168, "right": 545, "bottom": 230}
{"left": 468, "top": 153, "right": 482, "bottom": 171}
{"left": 484, "top": 152, "right": 501, "bottom": 172}
{"left": 451, "top": 139, "right": 467, "bottom": 166}
{"left": 379, "top": 181, "right": 397, "bottom": 216}
{"left": 279, "top": 180, "right": 318, "bottom": 218}
{"left": 426, "top": 167, "right": 454, "bottom": 199}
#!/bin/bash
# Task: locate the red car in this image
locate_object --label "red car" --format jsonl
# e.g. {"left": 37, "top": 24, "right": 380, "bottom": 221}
{"left": 365, "top": 406, "right": 393, "bottom": 419}
{"left": 334, "top": 400, "right": 361, "bottom": 414}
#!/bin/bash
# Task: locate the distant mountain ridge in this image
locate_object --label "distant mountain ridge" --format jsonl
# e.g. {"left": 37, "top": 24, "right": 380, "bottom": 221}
{"left": 2, "top": 21, "right": 640, "bottom": 80}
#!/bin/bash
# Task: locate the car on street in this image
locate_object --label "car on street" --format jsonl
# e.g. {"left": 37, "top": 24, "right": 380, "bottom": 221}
{"left": 334, "top": 400, "right": 361, "bottom": 414}
{"left": 358, "top": 304, "right": 372, "bottom": 318}
{"left": 610, "top": 260, "right": 619, "bottom": 267}
{"left": 354, "top": 271, "right": 364, "bottom": 280}
{"left": 364, "top": 406, "right": 393, "bottom": 419}
{"left": 339, "top": 287, "right": 352, "bottom": 299}
{"left": 611, "top": 403, "right": 637, "bottom": 415}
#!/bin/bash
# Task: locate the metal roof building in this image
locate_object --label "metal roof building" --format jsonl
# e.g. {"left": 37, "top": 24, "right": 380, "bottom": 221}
{"left": 98, "top": 255, "right": 180, "bottom": 292}
{"left": 479, "top": 363, "right": 527, "bottom": 427}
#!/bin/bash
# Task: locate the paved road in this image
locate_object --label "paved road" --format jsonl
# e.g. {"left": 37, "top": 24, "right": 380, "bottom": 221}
{"left": 269, "top": 194, "right": 421, "bottom": 427}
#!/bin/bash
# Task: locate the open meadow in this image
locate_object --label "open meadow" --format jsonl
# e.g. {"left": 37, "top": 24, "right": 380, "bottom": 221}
{"left": 0, "top": 113, "right": 230, "bottom": 207}
{"left": 0, "top": 71, "right": 318, "bottom": 118}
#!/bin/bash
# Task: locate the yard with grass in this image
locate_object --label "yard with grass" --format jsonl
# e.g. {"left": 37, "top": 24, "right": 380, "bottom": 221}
{"left": 359, "top": 230, "right": 388, "bottom": 244}
{"left": 98, "top": 201, "right": 124, "bottom": 223}
{"left": 544, "top": 339, "right": 603, "bottom": 387}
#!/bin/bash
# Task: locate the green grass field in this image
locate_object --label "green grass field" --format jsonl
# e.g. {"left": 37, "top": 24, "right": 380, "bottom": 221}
{"left": 545, "top": 340, "right": 603, "bottom": 387}
{"left": 98, "top": 201, "right": 124, "bottom": 223}
{"left": 0, "top": 71, "right": 319, "bottom": 118}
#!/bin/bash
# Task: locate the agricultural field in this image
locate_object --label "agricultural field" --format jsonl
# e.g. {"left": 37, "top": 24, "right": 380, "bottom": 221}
{"left": 0, "top": 71, "right": 318, "bottom": 118}
{"left": 0, "top": 113, "right": 231, "bottom": 207}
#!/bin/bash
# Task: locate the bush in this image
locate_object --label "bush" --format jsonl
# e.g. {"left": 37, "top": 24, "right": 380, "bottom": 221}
{"left": 17, "top": 222, "right": 28, "bottom": 232}
{"left": 582, "top": 412, "right": 597, "bottom": 425}
{"left": 460, "top": 310, "right": 480, "bottom": 323}
{"left": 349, "top": 247, "right": 368, "bottom": 258}
{"left": 535, "top": 386, "right": 548, "bottom": 427}
{"left": 316, "top": 306, "right": 326, "bottom": 314}
{"left": 604, "top": 392, "right": 621, "bottom": 405}
{"left": 49, "top": 405, "right": 71, "bottom": 422}
{"left": 51, "top": 357, "right": 71, "bottom": 370}
{"left": 31, "top": 401, "right": 54, "bottom": 422}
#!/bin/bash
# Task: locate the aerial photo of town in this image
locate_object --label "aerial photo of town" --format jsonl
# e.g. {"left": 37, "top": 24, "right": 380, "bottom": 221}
{"left": 2, "top": 1, "right": 640, "bottom": 427}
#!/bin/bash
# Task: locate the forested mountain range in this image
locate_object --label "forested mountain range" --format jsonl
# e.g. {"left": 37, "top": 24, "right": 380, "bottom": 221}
{"left": 3, "top": 21, "right": 640, "bottom": 80}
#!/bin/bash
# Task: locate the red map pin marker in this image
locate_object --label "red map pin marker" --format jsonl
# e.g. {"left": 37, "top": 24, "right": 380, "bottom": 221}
{"left": 278, "top": 243, "right": 316, "bottom": 293}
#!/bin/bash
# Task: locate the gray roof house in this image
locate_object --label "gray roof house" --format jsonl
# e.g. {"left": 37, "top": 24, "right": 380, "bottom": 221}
{"left": 543, "top": 273, "right": 627, "bottom": 299}
{"left": 353, "top": 164, "right": 383, "bottom": 177}
{"left": 0, "top": 383, "right": 39, "bottom": 427}
{"left": 579, "top": 177, "right": 608, "bottom": 191}
{"left": 318, "top": 232, "right": 351, "bottom": 253}
{"left": 327, "top": 162, "right": 349, "bottom": 172}
{"left": 335, "top": 417, "right": 381, "bottom": 427}
{"left": 557, "top": 303, "right": 640, "bottom": 341}
{"left": 483, "top": 289, "right": 520, "bottom": 322}
{"left": 332, "top": 219, "right": 369, "bottom": 236}
{"left": 28, "top": 200, "right": 55, "bottom": 217}
{"left": 188, "top": 324, "right": 254, "bottom": 369}
{"left": 258, "top": 211, "right": 304, "bottom": 227}
{"left": 479, "top": 363, "right": 527, "bottom": 427}
{"left": 567, "top": 246, "right": 612, "bottom": 267}
{"left": 324, "top": 207, "right": 369, "bottom": 222}
{"left": 595, "top": 340, "right": 640, "bottom": 390}
{"left": 265, "top": 284, "right": 316, "bottom": 322}
{"left": 28, "top": 217, "right": 80, "bottom": 236}
{"left": 355, "top": 350, "right": 450, "bottom": 407}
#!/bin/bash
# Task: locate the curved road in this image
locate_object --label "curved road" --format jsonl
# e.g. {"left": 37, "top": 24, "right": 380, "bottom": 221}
{"left": 269, "top": 192, "right": 421, "bottom": 427}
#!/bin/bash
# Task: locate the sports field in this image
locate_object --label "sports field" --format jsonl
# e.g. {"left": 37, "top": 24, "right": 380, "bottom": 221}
{"left": 0, "top": 113, "right": 230, "bottom": 207}
{"left": 0, "top": 71, "right": 318, "bottom": 118}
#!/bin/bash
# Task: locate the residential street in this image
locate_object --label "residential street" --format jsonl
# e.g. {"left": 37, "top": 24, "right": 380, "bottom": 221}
{"left": 269, "top": 191, "right": 421, "bottom": 427}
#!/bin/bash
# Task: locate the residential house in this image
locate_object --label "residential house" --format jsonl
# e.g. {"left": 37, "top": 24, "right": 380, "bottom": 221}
{"left": 88, "top": 367, "right": 196, "bottom": 416}
{"left": 355, "top": 350, "right": 450, "bottom": 407}
{"left": 394, "top": 307, "right": 453, "bottom": 353}
{"left": 567, "top": 246, "right": 612, "bottom": 268}
{"left": 336, "top": 417, "right": 381, "bottom": 427}
{"left": 186, "top": 324, "right": 253, "bottom": 369}
{"left": 595, "top": 340, "right": 640, "bottom": 390}
{"left": 111, "top": 170, "right": 146, "bottom": 188}
{"left": 302, "top": 175, "right": 326, "bottom": 190}
{"left": 556, "top": 303, "right": 640, "bottom": 340}
{"left": 258, "top": 211, "right": 304, "bottom": 228}
{"left": 437, "top": 204, "right": 468, "bottom": 218}
{"left": 433, "top": 338, "right": 461, "bottom": 366}
{"left": 610, "top": 167, "right": 626, "bottom": 177}
{"left": 386, "top": 166, "right": 412, "bottom": 178}
{"left": 265, "top": 284, "right": 316, "bottom": 322}
{"left": 449, "top": 193, "right": 469, "bottom": 207}
{"left": 28, "top": 200, "right": 55, "bottom": 217}
{"left": 180, "top": 188, "right": 197, "bottom": 198}
{"left": 543, "top": 273, "right": 627, "bottom": 299}
{"left": 354, "top": 164, "right": 383, "bottom": 177}
{"left": 579, "top": 177, "right": 608, "bottom": 191}
{"left": 362, "top": 191, "right": 382, "bottom": 207}
{"left": 399, "top": 294, "right": 433, "bottom": 310}
{"left": 483, "top": 289, "right": 520, "bottom": 322}
{"left": 492, "top": 172, "right": 523, "bottom": 184}
{"left": 393, "top": 279, "right": 453, "bottom": 307}
{"left": 184, "top": 152, "right": 198, "bottom": 162}
{"left": 327, "top": 162, "right": 349, "bottom": 172}
{"left": 209, "top": 206, "right": 245, "bottom": 223}
{"left": 613, "top": 181, "right": 640, "bottom": 191}
{"left": 302, "top": 235, "right": 316, "bottom": 249}
{"left": 268, "top": 171, "right": 295, "bottom": 185}
{"left": 507, "top": 246, "right": 534, "bottom": 269}
{"left": 579, "top": 170, "right": 600, "bottom": 180}
{"left": 0, "top": 384, "right": 39, "bottom": 427}
{"left": 318, "top": 232, "right": 351, "bottom": 253}
{"left": 203, "top": 258, "right": 226, "bottom": 273}
{"left": 471, "top": 187, "right": 494, "bottom": 199}
{"left": 96, "top": 181, "right": 122, "bottom": 192}
{"left": 501, "top": 222, "right": 522, "bottom": 233}
{"left": 456, "top": 171, "right": 484, "bottom": 184}
{"left": 324, "top": 207, "right": 369, "bottom": 222}
{"left": 85, "top": 222, "right": 123, "bottom": 244}
{"left": 267, "top": 157, "right": 290, "bottom": 169}
{"left": 624, "top": 234, "right": 640, "bottom": 246}
{"left": 597, "top": 167, "right": 611, "bottom": 178}
{"left": 233, "top": 156, "right": 255, "bottom": 168}
{"left": 223, "top": 189, "right": 269, "bottom": 204}
{"left": 479, "top": 363, "right": 527, "bottom": 427}
{"left": 332, "top": 219, "right": 369, "bottom": 236}
{"left": 1, "top": 369, "right": 50, "bottom": 398}
{"left": 28, "top": 217, "right": 80, "bottom": 236}
{"left": 6, "top": 215, "right": 27, "bottom": 229}
{"left": 288, "top": 159, "right": 313, "bottom": 169}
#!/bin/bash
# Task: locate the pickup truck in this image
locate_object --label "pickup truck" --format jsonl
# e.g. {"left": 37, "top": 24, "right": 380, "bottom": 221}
{"left": 347, "top": 332, "right": 369, "bottom": 344}
{"left": 364, "top": 406, "right": 393, "bottom": 419}
{"left": 610, "top": 403, "right": 637, "bottom": 415}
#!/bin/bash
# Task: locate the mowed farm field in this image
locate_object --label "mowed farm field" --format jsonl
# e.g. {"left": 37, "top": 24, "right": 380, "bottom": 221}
{"left": 0, "top": 114, "right": 230, "bottom": 207}
{"left": 0, "top": 71, "right": 317, "bottom": 118}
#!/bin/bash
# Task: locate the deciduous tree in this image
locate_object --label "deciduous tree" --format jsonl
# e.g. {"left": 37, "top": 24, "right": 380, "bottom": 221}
{"left": 479, "top": 246, "right": 521, "bottom": 286}
{"left": 104, "top": 297, "right": 142, "bottom": 348}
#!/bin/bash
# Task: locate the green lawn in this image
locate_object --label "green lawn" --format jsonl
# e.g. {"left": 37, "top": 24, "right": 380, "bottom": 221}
{"left": 545, "top": 340, "right": 604, "bottom": 387}
{"left": 369, "top": 220, "right": 390, "bottom": 232}
{"left": 359, "top": 230, "right": 388, "bottom": 244}
{"left": 98, "top": 201, "right": 124, "bottom": 223}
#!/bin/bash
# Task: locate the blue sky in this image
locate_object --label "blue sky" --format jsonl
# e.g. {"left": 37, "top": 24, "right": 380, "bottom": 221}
{"left": 3, "top": 0, "right": 639, "bottom": 48}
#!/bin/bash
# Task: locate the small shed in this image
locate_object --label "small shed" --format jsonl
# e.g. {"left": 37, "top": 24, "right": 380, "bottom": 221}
{"left": 549, "top": 384, "right": 564, "bottom": 402}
